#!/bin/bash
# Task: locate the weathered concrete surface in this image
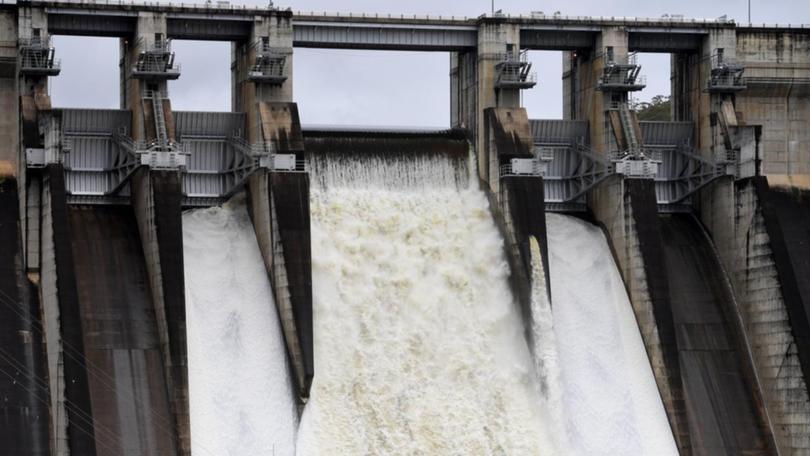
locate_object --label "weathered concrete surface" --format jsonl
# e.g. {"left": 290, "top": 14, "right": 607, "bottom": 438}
{"left": 246, "top": 101, "right": 312, "bottom": 399}
{"left": 270, "top": 171, "right": 313, "bottom": 398}
{"left": 753, "top": 178, "right": 810, "bottom": 452}
{"left": 564, "top": 26, "right": 630, "bottom": 153}
{"left": 661, "top": 214, "right": 777, "bottom": 456}
{"left": 451, "top": 20, "right": 522, "bottom": 181}
{"left": 69, "top": 204, "right": 177, "bottom": 456}
{"left": 736, "top": 30, "right": 810, "bottom": 176}
{"left": 121, "top": 12, "right": 168, "bottom": 140}
{"left": 699, "top": 177, "right": 810, "bottom": 454}
{"left": 0, "top": 11, "right": 18, "bottom": 178}
{"left": 483, "top": 107, "right": 533, "bottom": 194}
{"left": 40, "top": 169, "right": 69, "bottom": 456}
{"left": 44, "top": 164, "right": 97, "bottom": 456}
{"left": 259, "top": 102, "right": 304, "bottom": 152}
{"left": 0, "top": 173, "right": 50, "bottom": 455}
{"left": 246, "top": 169, "right": 308, "bottom": 399}
{"left": 130, "top": 168, "right": 190, "bottom": 455}
{"left": 232, "top": 11, "right": 294, "bottom": 143}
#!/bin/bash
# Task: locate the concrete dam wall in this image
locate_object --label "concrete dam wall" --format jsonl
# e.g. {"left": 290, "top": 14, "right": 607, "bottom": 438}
{"left": 4, "top": 0, "right": 810, "bottom": 454}
{"left": 68, "top": 205, "right": 177, "bottom": 455}
{"left": 660, "top": 214, "right": 775, "bottom": 455}
{"left": 0, "top": 174, "right": 49, "bottom": 455}
{"left": 6, "top": 125, "right": 810, "bottom": 455}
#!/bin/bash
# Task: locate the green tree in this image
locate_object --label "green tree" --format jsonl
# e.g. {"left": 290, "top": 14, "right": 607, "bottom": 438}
{"left": 634, "top": 95, "right": 671, "bottom": 121}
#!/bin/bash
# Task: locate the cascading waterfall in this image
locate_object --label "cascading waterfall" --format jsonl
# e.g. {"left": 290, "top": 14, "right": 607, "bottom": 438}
{"left": 540, "top": 213, "right": 678, "bottom": 455}
{"left": 528, "top": 236, "right": 570, "bottom": 455}
{"left": 297, "top": 150, "right": 547, "bottom": 454}
{"left": 183, "top": 197, "right": 298, "bottom": 456}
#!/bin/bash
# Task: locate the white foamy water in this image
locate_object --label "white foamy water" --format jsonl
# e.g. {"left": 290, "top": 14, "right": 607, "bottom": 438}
{"left": 297, "top": 153, "right": 544, "bottom": 455}
{"left": 528, "top": 236, "right": 570, "bottom": 455}
{"left": 543, "top": 213, "right": 677, "bottom": 456}
{"left": 183, "top": 198, "right": 298, "bottom": 456}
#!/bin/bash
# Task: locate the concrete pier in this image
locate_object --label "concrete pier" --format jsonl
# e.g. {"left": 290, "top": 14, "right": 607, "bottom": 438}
{"left": 42, "top": 165, "right": 97, "bottom": 456}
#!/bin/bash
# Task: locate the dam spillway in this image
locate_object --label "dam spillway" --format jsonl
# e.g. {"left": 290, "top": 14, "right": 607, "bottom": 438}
{"left": 69, "top": 205, "right": 176, "bottom": 455}
{"left": 297, "top": 136, "right": 546, "bottom": 454}
{"left": 4, "top": 0, "right": 810, "bottom": 454}
{"left": 182, "top": 200, "right": 298, "bottom": 456}
{"left": 659, "top": 214, "right": 774, "bottom": 455}
{"left": 542, "top": 214, "right": 677, "bottom": 455}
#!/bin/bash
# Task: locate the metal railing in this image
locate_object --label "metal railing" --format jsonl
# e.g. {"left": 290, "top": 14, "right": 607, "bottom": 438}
{"left": 142, "top": 89, "right": 166, "bottom": 98}
{"left": 132, "top": 37, "right": 180, "bottom": 77}
{"left": 9, "top": 0, "right": 808, "bottom": 28}
{"left": 19, "top": 36, "right": 50, "bottom": 48}
{"left": 19, "top": 37, "right": 61, "bottom": 74}
{"left": 133, "top": 59, "right": 181, "bottom": 74}
{"left": 598, "top": 70, "right": 646, "bottom": 89}
{"left": 707, "top": 53, "right": 746, "bottom": 91}
{"left": 494, "top": 49, "right": 536, "bottom": 89}
{"left": 707, "top": 73, "right": 746, "bottom": 90}
{"left": 136, "top": 36, "right": 172, "bottom": 53}
{"left": 249, "top": 60, "right": 286, "bottom": 80}
{"left": 253, "top": 40, "right": 290, "bottom": 57}
{"left": 496, "top": 66, "right": 537, "bottom": 87}
{"left": 230, "top": 136, "right": 275, "bottom": 157}
{"left": 20, "top": 54, "right": 61, "bottom": 72}
{"left": 711, "top": 54, "right": 743, "bottom": 69}
{"left": 534, "top": 146, "right": 557, "bottom": 162}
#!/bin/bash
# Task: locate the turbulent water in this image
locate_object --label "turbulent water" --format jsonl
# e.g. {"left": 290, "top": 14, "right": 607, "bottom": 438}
{"left": 528, "top": 236, "right": 569, "bottom": 455}
{"left": 297, "top": 152, "right": 545, "bottom": 455}
{"left": 179, "top": 151, "right": 678, "bottom": 455}
{"left": 541, "top": 213, "right": 678, "bottom": 455}
{"left": 183, "top": 198, "right": 298, "bottom": 456}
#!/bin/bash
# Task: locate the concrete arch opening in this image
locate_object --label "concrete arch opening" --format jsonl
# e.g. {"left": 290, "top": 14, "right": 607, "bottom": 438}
{"left": 634, "top": 52, "right": 672, "bottom": 121}
{"left": 293, "top": 48, "right": 450, "bottom": 128}
{"left": 168, "top": 40, "right": 230, "bottom": 112}
{"left": 50, "top": 36, "right": 119, "bottom": 109}
{"left": 522, "top": 50, "right": 563, "bottom": 119}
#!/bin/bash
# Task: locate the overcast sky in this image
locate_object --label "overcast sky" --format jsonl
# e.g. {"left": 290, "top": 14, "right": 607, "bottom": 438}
{"left": 49, "top": 0, "right": 809, "bottom": 128}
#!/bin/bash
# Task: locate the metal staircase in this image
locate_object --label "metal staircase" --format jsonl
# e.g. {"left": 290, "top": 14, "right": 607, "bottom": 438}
{"left": 618, "top": 104, "right": 640, "bottom": 152}
{"left": 152, "top": 91, "right": 168, "bottom": 148}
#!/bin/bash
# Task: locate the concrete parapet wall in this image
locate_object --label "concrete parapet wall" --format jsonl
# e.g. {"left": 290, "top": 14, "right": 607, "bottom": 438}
{"left": 588, "top": 176, "right": 691, "bottom": 452}
{"left": 130, "top": 168, "right": 190, "bottom": 455}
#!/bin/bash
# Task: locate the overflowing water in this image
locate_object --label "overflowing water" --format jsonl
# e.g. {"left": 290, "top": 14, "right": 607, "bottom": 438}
{"left": 297, "top": 152, "right": 546, "bottom": 454}
{"left": 528, "top": 236, "right": 570, "bottom": 455}
{"left": 540, "top": 213, "right": 678, "bottom": 455}
{"left": 183, "top": 198, "right": 298, "bottom": 456}
{"left": 180, "top": 148, "right": 679, "bottom": 455}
